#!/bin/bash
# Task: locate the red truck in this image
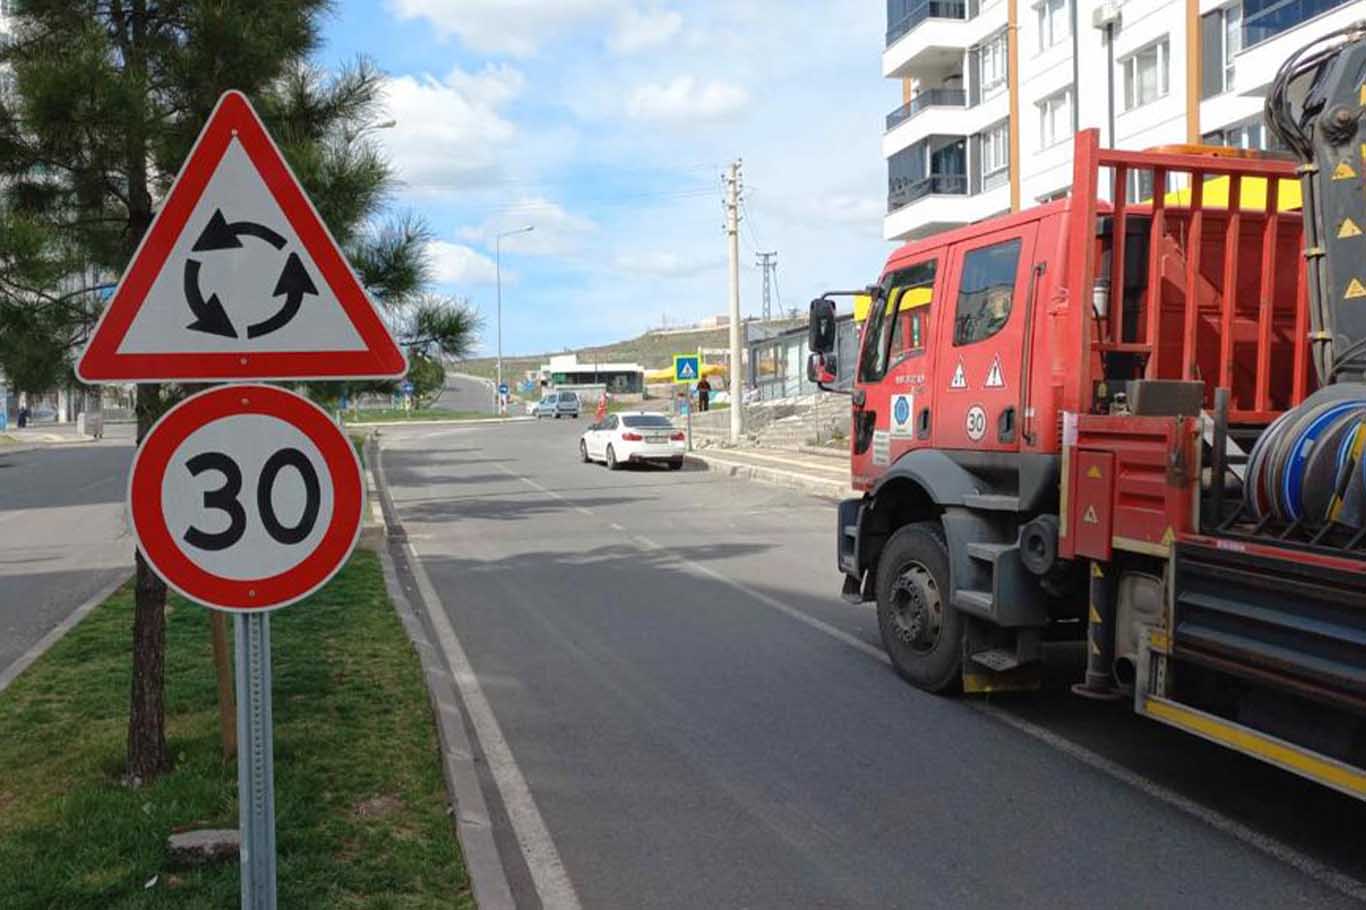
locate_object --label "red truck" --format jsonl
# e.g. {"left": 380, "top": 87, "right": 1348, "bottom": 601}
{"left": 808, "top": 25, "right": 1366, "bottom": 799}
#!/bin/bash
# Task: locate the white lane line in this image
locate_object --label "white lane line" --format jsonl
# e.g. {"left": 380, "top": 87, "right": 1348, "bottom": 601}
{"left": 404, "top": 536, "right": 583, "bottom": 910}
{"left": 487, "top": 465, "right": 1366, "bottom": 904}
{"left": 628, "top": 532, "right": 1366, "bottom": 906}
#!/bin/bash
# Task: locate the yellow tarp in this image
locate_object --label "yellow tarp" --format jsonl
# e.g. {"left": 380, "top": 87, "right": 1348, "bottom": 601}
{"left": 1160, "top": 175, "right": 1302, "bottom": 211}
{"left": 852, "top": 285, "right": 932, "bottom": 322}
{"left": 644, "top": 362, "right": 727, "bottom": 383}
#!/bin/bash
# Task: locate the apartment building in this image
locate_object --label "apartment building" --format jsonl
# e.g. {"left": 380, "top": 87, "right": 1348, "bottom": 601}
{"left": 882, "top": 0, "right": 1361, "bottom": 242}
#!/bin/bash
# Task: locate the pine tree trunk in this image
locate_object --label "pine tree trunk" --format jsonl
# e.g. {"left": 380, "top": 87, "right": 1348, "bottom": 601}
{"left": 127, "top": 381, "right": 171, "bottom": 782}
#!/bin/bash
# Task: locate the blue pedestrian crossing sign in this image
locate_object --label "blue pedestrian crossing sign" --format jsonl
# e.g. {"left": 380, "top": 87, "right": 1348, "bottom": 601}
{"left": 673, "top": 354, "right": 701, "bottom": 384}
{"left": 498, "top": 382, "right": 509, "bottom": 396}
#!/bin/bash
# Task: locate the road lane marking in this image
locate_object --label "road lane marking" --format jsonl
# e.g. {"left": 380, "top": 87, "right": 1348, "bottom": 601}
{"left": 630, "top": 532, "right": 1366, "bottom": 905}
{"left": 479, "top": 464, "right": 1366, "bottom": 904}
{"left": 403, "top": 535, "right": 583, "bottom": 910}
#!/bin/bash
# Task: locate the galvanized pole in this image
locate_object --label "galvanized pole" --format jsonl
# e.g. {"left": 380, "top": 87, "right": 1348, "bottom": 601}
{"left": 725, "top": 160, "right": 743, "bottom": 443}
{"left": 235, "top": 613, "right": 277, "bottom": 909}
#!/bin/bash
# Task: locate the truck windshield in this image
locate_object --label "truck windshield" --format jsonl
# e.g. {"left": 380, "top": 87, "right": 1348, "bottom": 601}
{"left": 860, "top": 260, "right": 937, "bottom": 383}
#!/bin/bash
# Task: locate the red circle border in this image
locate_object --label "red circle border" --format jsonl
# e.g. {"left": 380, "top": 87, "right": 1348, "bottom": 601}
{"left": 128, "top": 384, "right": 364, "bottom": 611}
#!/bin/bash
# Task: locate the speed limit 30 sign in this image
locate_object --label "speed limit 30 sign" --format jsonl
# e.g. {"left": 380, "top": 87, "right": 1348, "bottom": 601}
{"left": 129, "top": 384, "right": 364, "bottom": 611}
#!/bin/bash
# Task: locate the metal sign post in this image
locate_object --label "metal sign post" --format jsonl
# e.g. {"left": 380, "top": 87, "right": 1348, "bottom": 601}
{"left": 235, "top": 613, "right": 277, "bottom": 909}
{"left": 685, "top": 387, "right": 693, "bottom": 451}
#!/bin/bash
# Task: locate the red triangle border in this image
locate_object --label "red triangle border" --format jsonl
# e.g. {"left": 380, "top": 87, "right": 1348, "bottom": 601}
{"left": 77, "top": 90, "right": 407, "bottom": 382}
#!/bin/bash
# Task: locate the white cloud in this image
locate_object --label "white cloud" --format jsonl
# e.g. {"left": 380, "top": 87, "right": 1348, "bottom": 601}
{"left": 626, "top": 76, "right": 749, "bottom": 123}
{"left": 609, "top": 8, "right": 683, "bottom": 54}
{"left": 388, "top": 0, "right": 621, "bottom": 56}
{"left": 612, "top": 250, "right": 723, "bottom": 278}
{"left": 378, "top": 65, "right": 521, "bottom": 196}
{"left": 427, "top": 241, "right": 501, "bottom": 285}
{"left": 459, "top": 198, "right": 598, "bottom": 256}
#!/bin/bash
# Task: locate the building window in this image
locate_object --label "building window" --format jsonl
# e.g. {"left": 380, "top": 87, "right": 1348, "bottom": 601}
{"left": 1243, "top": 0, "right": 1352, "bottom": 48}
{"left": 1123, "top": 38, "right": 1169, "bottom": 111}
{"left": 978, "top": 30, "right": 1008, "bottom": 98}
{"left": 954, "top": 239, "right": 1022, "bottom": 346}
{"left": 1035, "top": 0, "right": 1070, "bottom": 53}
{"left": 1202, "top": 119, "right": 1287, "bottom": 152}
{"left": 1037, "top": 87, "right": 1072, "bottom": 149}
{"left": 1201, "top": 5, "right": 1242, "bottom": 98}
{"left": 980, "top": 121, "right": 1009, "bottom": 179}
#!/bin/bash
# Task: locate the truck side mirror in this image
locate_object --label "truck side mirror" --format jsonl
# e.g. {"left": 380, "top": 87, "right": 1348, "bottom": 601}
{"left": 807, "top": 352, "right": 838, "bottom": 385}
{"left": 809, "top": 298, "right": 837, "bottom": 354}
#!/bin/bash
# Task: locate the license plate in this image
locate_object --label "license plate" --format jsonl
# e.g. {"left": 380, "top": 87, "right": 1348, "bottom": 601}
{"left": 646, "top": 435, "right": 667, "bottom": 443}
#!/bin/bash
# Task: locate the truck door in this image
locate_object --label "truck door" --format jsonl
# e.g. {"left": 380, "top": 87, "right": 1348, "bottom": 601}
{"left": 935, "top": 224, "right": 1038, "bottom": 453}
{"left": 852, "top": 254, "right": 941, "bottom": 482}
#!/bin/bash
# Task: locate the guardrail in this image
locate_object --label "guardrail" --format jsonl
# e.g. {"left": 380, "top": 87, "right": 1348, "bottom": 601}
{"left": 886, "top": 89, "right": 968, "bottom": 131}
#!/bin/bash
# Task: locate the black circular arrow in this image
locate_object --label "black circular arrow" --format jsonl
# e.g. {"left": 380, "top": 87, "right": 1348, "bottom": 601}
{"left": 184, "top": 209, "right": 318, "bottom": 339}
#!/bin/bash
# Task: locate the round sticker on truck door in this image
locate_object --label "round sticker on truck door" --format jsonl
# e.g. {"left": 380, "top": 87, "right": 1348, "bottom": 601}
{"left": 965, "top": 404, "right": 988, "bottom": 441}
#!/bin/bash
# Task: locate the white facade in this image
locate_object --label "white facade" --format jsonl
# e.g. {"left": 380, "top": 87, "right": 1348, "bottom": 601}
{"left": 881, "top": 0, "right": 1362, "bottom": 243}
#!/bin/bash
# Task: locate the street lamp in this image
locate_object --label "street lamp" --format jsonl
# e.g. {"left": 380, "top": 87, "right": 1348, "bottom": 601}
{"left": 495, "top": 225, "right": 534, "bottom": 414}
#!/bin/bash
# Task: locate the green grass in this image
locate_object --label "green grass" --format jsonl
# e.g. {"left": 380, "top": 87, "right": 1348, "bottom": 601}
{"left": 344, "top": 409, "right": 492, "bottom": 424}
{"left": 0, "top": 552, "right": 470, "bottom": 909}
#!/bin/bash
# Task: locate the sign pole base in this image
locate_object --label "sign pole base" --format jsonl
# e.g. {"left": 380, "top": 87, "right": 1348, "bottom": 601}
{"left": 235, "top": 613, "right": 277, "bottom": 909}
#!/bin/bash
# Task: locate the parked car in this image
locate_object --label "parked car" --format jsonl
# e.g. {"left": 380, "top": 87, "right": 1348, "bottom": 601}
{"left": 580, "top": 412, "right": 685, "bottom": 470}
{"left": 532, "top": 390, "right": 581, "bottom": 419}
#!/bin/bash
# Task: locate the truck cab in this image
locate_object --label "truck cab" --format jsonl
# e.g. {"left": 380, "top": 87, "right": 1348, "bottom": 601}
{"left": 811, "top": 128, "right": 1366, "bottom": 800}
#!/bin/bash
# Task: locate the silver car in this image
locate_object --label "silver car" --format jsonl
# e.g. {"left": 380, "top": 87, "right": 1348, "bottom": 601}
{"left": 533, "top": 390, "right": 581, "bottom": 419}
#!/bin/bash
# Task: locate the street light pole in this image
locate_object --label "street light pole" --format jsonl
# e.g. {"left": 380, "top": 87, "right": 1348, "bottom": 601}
{"left": 494, "top": 225, "right": 534, "bottom": 414}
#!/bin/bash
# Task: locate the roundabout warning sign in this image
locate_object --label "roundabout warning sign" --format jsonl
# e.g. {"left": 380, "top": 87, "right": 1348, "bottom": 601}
{"left": 77, "top": 90, "right": 406, "bottom": 382}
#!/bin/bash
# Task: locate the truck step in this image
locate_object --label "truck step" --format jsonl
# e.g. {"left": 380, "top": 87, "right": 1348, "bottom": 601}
{"left": 962, "top": 493, "right": 1020, "bottom": 512}
{"left": 843, "top": 524, "right": 858, "bottom": 538}
{"left": 952, "top": 589, "right": 993, "bottom": 615}
{"left": 970, "top": 649, "right": 1024, "bottom": 672}
{"left": 965, "top": 541, "right": 1013, "bottom": 562}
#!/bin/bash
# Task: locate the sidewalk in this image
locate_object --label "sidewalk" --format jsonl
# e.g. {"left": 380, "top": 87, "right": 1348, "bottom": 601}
{"left": 0, "top": 422, "right": 130, "bottom": 454}
{"left": 686, "top": 445, "right": 856, "bottom": 500}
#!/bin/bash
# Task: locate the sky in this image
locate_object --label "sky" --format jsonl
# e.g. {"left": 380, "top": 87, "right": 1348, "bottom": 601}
{"left": 319, "top": 1, "right": 897, "bottom": 358}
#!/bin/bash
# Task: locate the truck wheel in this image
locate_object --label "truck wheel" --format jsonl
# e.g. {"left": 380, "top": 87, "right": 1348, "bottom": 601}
{"left": 875, "top": 521, "right": 962, "bottom": 693}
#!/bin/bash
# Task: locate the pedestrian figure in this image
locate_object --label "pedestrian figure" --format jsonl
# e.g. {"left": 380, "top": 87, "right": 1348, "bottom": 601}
{"left": 697, "top": 376, "right": 711, "bottom": 412}
{"left": 595, "top": 392, "right": 608, "bottom": 423}
{"left": 17, "top": 405, "right": 28, "bottom": 428}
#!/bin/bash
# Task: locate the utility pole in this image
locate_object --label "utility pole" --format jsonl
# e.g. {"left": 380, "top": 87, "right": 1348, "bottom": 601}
{"left": 756, "top": 251, "right": 777, "bottom": 322}
{"left": 495, "top": 225, "right": 534, "bottom": 414}
{"left": 725, "top": 160, "right": 743, "bottom": 443}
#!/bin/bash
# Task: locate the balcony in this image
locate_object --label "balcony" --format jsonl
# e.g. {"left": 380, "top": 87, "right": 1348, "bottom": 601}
{"left": 884, "top": 177, "right": 1010, "bottom": 242}
{"left": 886, "top": 89, "right": 967, "bottom": 131}
{"left": 883, "top": 1, "right": 999, "bottom": 79}
{"left": 885, "top": 1, "right": 967, "bottom": 48}
{"left": 888, "top": 173, "right": 968, "bottom": 212}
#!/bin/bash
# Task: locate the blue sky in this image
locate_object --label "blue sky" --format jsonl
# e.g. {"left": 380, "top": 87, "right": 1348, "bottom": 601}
{"left": 319, "top": 1, "right": 896, "bottom": 357}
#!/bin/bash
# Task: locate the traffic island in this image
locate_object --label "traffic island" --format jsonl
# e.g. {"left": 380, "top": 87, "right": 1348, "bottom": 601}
{"left": 0, "top": 551, "right": 472, "bottom": 909}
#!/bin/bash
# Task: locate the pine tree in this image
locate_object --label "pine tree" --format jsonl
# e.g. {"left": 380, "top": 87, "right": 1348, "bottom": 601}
{"left": 0, "top": 1, "right": 477, "bottom": 781}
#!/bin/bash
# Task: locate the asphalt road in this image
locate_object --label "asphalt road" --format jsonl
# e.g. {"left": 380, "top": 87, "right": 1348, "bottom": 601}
{"left": 437, "top": 372, "right": 496, "bottom": 414}
{"left": 0, "top": 429, "right": 134, "bottom": 681}
{"left": 380, "top": 418, "right": 1366, "bottom": 910}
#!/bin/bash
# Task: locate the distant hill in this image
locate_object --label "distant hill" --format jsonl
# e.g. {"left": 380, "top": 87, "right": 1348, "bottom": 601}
{"left": 458, "top": 321, "right": 803, "bottom": 382}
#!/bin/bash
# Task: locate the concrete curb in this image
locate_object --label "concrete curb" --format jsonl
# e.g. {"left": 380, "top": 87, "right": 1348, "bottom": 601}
{"left": 0, "top": 569, "right": 134, "bottom": 694}
{"left": 358, "top": 468, "right": 385, "bottom": 552}
{"left": 686, "top": 452, "right": 855, "bottom": 501}
{"left": 367, "top": 438, "right": 517, "bottom": 910}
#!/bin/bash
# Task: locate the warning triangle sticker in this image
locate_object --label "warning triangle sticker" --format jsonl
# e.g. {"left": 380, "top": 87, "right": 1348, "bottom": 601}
{"left": 949, "top": 359, "right": 968, "bottom": 389}
{"left": 984, "top": 354, "right": 1006, "bottom": 389}
{"left": 78, "top": 91, "right": 407, "bottom": 382}
{"left": 1082, "top": 505, "right": 1099, "bottom": 524}
{"left": 1340, "top": 218, "right": 1363, "bottom": 239}
{"left": 1347, "top": 278, "right": 1366, "bottom": 300}
{"left": 1086, "top": 465, "right": 1102, "bottom": 479}
{"left": 1332, "top": 159, "right": 1357, "bottom": 181}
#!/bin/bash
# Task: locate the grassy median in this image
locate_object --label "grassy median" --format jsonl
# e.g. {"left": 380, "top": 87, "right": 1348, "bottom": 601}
{"left": 0, "top": 551, "right": 471, "bottom": 909}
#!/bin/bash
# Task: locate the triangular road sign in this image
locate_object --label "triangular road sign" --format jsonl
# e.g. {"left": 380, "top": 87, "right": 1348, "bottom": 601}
{"left": 984, "top": 354, "right": 1006, "bottom": 389}
{"left": 78, "top": 91, "right": 407, "bottom": 382}
{"left": 949, "top": 359, "right": 968, "bottom": 389}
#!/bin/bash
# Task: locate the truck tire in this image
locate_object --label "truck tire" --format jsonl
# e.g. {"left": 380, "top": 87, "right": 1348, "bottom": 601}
{"left": 875, "top": 521, "right": 962, "bottom": 693}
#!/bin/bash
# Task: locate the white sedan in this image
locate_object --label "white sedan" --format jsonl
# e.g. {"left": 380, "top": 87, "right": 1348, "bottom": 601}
{"left": 580, "top": 412, "right": 686, "bottom": 470}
